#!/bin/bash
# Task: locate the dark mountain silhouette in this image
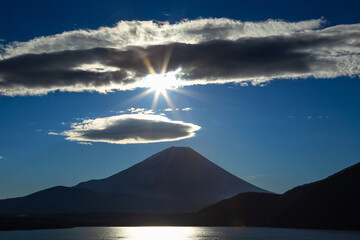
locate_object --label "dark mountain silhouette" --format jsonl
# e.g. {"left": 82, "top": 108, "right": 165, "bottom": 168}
{"left": 0, "top": 157, "right": 358, "bottom": 231}
{"left": 198, "top": 162, "right": 360, "bottom": 230}
{"left": 0, "top": 146, "right": 268, "bottom": 213}
{"left": 0, "top": 187, "right": 104, "bottom": 213}
{"left": 75, "top": 147, "right": 268, "bottom": 208}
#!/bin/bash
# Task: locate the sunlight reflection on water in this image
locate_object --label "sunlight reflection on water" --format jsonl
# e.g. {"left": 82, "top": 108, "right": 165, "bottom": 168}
{"left": 1, "top": 226, "right": 360, "bottom": 240}
{"left": 115, "top": 227, "right": 196, "bottom": 240}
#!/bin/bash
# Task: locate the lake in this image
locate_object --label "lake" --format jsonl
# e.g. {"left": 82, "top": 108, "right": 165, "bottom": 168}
{"left": 0, "top": 226, "right": 359, "bottom": 240}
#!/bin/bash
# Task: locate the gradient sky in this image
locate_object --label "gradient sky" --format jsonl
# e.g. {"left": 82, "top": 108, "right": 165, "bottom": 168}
{"left": 0, "top": 0, "right": 359, "bottom": 199}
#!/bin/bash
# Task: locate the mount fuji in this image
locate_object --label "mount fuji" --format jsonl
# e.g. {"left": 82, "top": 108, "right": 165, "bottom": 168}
{"left": 0, "top": 147, "right": 269, "bottom": 213}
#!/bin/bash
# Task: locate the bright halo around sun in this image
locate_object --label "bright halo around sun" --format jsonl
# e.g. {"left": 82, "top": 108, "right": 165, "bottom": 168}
{"left": 140, "top": 69, "right": 183, "bottom": 109}
{"left": 127, "top": 51, "right": 195, "bottom": 110}
{"left": 143, "top": 68, "right": 182, "bottom": 94}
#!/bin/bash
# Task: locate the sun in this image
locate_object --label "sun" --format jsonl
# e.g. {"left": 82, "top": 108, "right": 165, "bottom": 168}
{"left": 140, "top": 69, "right": 183, "bottom": 109}
{"left": 146, "top": 74, "right": 169, "bottom": 94}
{"left": 125, "top": 49, "right": 196, "bottom": 111}
{"left": 143, "top": 69, "right": 181, "bottom": 94}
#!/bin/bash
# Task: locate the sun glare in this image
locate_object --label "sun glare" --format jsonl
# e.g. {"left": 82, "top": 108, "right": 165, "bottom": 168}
{"left": 143, "top": 69, "right": 182, "bottom": 94}
{"left": 125, "top": 49, "right": 196, "bottom": 111}
{"left": 124, "top": 227, "right": 195, "bottom": 240}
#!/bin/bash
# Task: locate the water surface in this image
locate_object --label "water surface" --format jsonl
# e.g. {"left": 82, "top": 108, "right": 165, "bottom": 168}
{"left": 0, "top": 226, "right": 359, "bottom": 240}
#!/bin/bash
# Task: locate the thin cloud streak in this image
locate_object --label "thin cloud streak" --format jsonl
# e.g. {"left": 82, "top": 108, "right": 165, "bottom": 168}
{"left": 77, "top": 142, "right": 93, "bottom": 146}
{"left": 0, "top": 18, "right": 323, "bottom": 58}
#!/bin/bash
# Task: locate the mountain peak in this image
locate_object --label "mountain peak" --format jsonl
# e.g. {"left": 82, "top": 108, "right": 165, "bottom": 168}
{"left": 0, "top": 147, "right": 269, "bottom": 214}
{"left": 167, "top": 146, "right": 191, "bottom": 149}
{"left": 74, "top": 147, "right": 269, "bottom": 212}
{"left": 161, "top": 146, "right": 194, "bottom": 153}
{"left": 136, "top": 146, "right": 215, "bottom": 173}
{"left": 160, "top": 146, "right": 192, "bottom": 153}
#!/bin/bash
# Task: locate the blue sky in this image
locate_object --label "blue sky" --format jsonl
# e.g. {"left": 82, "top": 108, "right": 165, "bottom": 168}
{"left": 0, "top": 0, "right": 359, "bottom": 198}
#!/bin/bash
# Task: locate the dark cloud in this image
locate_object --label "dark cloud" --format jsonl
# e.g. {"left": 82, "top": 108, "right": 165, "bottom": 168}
{"left": 165, "top": 36, "right": 337, "bottom": 80}
{"left": 57, "top": 114, "right": 201, "bottom": 144}
{"left": 0, "top": 28, "right": 359, "bottom": 95}
{"left": 0, "top": 48, "right": 138, "bottom": 95}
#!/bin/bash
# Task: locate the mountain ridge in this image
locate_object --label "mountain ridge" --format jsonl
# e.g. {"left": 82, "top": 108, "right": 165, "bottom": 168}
{"left": 0, "top": 146, "right": 269, "bottom": 213}
{"left": 198, "top": 161, "right": 360, "bottom": 230}
{"left": 1, "top": 161, "right": 358, "bottom": 230}
{"left": 74, "top": 146, "right": 269, "bottom": 201}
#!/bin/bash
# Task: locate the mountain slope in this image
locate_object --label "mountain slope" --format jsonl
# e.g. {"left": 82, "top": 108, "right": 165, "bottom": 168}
{"left": 0, "top": 147, "right": 269, "bottom": 213}
{"left": 198, "top": 162, "right": 360, "bottom": 230}
{"left": 75, "top": 146, "right": 269, "bottom": 211}
{"left": 269, "top": 161, "right": 360, "bottom": 229}
{"left": 0, "top": 187, "right": 103, "bottom": 213}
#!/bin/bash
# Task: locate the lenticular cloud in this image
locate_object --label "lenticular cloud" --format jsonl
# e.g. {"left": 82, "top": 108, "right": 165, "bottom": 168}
{"left": 54, "top": 114, "right": 201, "bottom": 144}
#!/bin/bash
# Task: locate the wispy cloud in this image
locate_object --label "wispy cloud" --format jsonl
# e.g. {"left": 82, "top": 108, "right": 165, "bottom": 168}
{"left": 77, "top": 142, "right": 92, "bottom": 146}
{"left": 52, "top": 114, "right": 201, "bottom": 144}
{"left": 127, "top": 108, "right": 154, "bottom": 114}
{"left": 162, "top": 107, "right": 191, "bottom": 112}
{"left": 0, "top": 18, "right": 359, "bottom": 96}
{"left": 0, "top": 156, "right": 3, "bottom": 159}
{"left": 1, "top": 18, "right": 323, "bottom": 58}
